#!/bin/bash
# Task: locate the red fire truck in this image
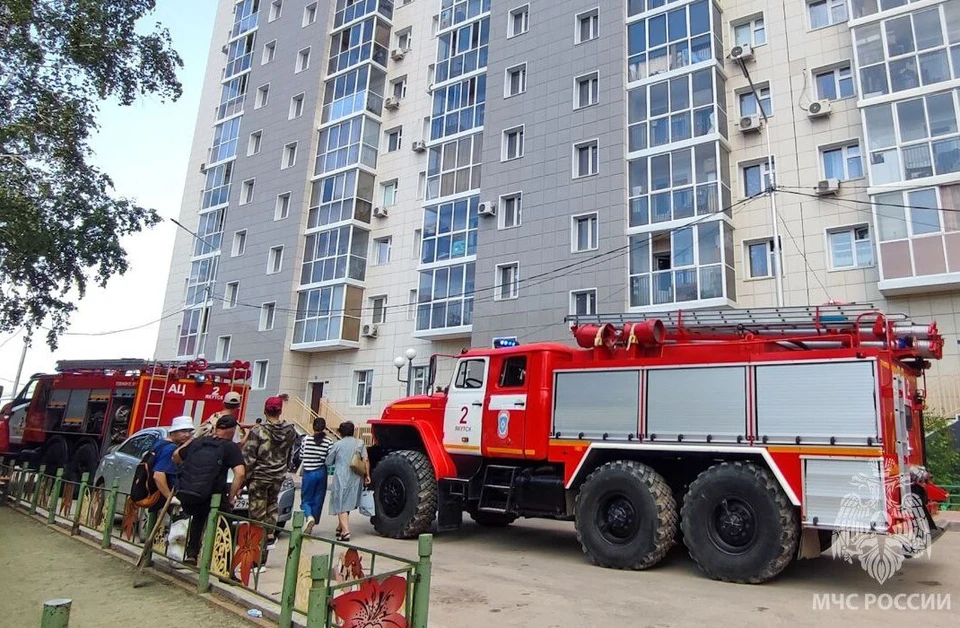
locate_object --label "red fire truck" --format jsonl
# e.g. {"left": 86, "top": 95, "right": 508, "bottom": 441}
{"left": 366, "top": 304, "right": 949, "bottom": 583}
{"left": 0, "top": 358, "right": 251, "bottom": 481}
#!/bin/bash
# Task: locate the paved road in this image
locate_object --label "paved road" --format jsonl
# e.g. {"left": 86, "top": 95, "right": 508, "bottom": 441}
{"left": 0, "top": 508, "right": 249, "bottom": 628}
{"left": 260, "top": 509, "right": 960, "bottom": 628}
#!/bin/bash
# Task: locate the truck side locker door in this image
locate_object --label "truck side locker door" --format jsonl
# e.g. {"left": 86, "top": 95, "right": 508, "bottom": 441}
{"left": 482, "top": 354, "right": 529, "bottom": 458}
{"left": 443, "top": 358, "right": 488, "bottom": 455}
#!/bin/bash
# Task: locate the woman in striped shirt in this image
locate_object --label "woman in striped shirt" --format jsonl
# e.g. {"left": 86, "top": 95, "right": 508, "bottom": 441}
{"left": 300, "top": 417, "right": 333, "bottom": 535}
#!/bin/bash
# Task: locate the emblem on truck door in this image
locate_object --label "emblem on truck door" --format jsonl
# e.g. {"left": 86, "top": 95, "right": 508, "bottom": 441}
{"left": 497, "top": 411, "right": 510, "bottom": 439}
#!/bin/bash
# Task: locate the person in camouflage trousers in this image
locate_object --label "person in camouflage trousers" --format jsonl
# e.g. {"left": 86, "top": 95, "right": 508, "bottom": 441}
{"left": 242, "top": 396, "right": 298, "bottom": 550}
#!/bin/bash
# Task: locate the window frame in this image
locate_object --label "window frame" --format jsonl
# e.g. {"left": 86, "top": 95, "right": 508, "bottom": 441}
{"left": 370, "top": 295, "right": 387, "bottom": 325}
{"left": 239, "top": 178, "right": 255, "bottom": 205}
{"left": 731, "top": 15, "right": 766, "bottom": 48}
{"left": 231, "top": 230, "right": 247, "bottom": 257}
{"left": 808, "top": 0, "right": 848, "bottom": 30}
{"left": 303, "top": 2, "right": 318, "bottom": 27}
{"left": 267, "top": 245, "right": 284, "bottom": 274}
{"left": 296, "top": 47, "right": 311, "bottom": 73}
{"left": 570, "top": 288, "right": 598, "bottom": 316}
{"left": 501, "top": 126, "right": 525, "bottom": 162}
{"left": 571, "top": 212, "right": 599, "bottom": 253}
{"left": 262, "top": 40, "right": 277, "bottom": 65}
{"left": 268, "top": 0, "right": 282, "bottom": 22}
{"left": 508, "top": 5, "right": 530, "bottom": 38}
{"left": 216, "top": 335, "right": 232, "bottom": 361}
{"left": 259, "top": 302, "right": 277, "bottom": 331}
{"left": 826, "top": 224, "right": 874, "bottom": 270}
{"left": 255, "top": 84, "right": 270, "bottom": 109}
{"left": 247, "top": 130, "right": 263, "bottom": 156}
{"left": 575, "top": 8, "right": 599, "bottom": 45}
{"left": 498, "top": 192, "right": 522, "bottom": 230}
{"left": 381, "top": 179, "right": 398, "bottom": 206}
{"left": 573, "top": 139, "right": 600, "bottom": 179}
{"left": 574, "top": 71, "right": 600, "bottom": 110}
{"left": 495, "top": 262, "right": 520, "bottom": 300}
{"left": 275, "top": 193, "right": 291, "bottom": 220}
{"left": 743, "top": 238, "right": 777, "bottom": 280}
{"left": 253, "top": 360, "right": 269, "bottom": 390}
{"left": 504, "top": 63, "right": 527, "bottom": 98}
{"left": 819, "top": 141, "right": 864, "bottom": 181}
{"left": 354, "top": 370, "right": 374, "bottom": 407}
{"left": 224, "top": 281, "right": 240, "bottom": 309}
{"left": 741, "top": 158, "right": 776, "bottom": 197}
{"left": 289, "top": 93, "right": 305, "bottom": 119}
{"left": 373, "top": 236, "right": 392, "bottom": 265}
{"left": 737, "top": 84, "right": 771, "bottom": 118}
{"left": 813, "top": 64, "right": 855, "bottom": 101}
{"left": 281, "top": 142, "right": 298, "bottom": 169}
{"left": 385, "top": 127, "right": 403, "bottom": 152}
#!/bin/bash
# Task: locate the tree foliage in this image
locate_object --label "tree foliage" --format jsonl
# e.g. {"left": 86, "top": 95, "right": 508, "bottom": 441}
{"left": 0, "top": 0, "right": 182, "bottom": 348}
{"left": 923, "top": 414, "right": 960, "bottom": 487}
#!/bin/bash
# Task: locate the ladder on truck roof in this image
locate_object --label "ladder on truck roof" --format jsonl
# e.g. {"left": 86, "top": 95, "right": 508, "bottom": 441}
{"left": 565, "top": 303, "right": 943, "bottom": 360}
{"left": 141, "top": 362, "right": 168, "bottom": 429}
{"left": 54, "top": 358, "right": 241, "bottom": 373}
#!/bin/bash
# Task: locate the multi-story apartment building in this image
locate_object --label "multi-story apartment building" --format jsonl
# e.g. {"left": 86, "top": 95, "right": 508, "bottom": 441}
{"left": 157, "top": 0, "right": 960, "bottom": 423}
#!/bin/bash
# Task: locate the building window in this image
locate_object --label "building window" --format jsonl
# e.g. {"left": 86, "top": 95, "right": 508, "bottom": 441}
{"left": 289, "top": 93, "right": 305, "bottom": 119}
{"left": 255, "top": 84, "right": 269, "bottom": 109}
{"left": 570, "top": 289, "right": 597, "bottom": 316}
{"left": 509, "top": 5, "right": 529, "bottom": 38}
{"left": 224, "top": 281, "right": 240, "bottom": 308}
{"left": 821, "top": 143, "right": 863, "bottom": 180}
{"left": 216, "top": 335, "right": 232, "bottom": 361}
{"left": 275, "top": 193, "right": 290, "bottom": 220}
{"left": 253, "top": 360, "right": 269, "bottom": 390}
{"left": 733, "top": 16, "right": 766, "bottom": 47}
{"left": 386, "top": 127, "right": 402, "bottom": 152}
{"left": 260, "top": 302, "right": 276, "bottom": 331}
{"left": 499, "top": 193, "right": 521, "bottom": 229}
{"left": 576, "top": 9, "right": 599, "bottom": 44}
{"left": 296, "top": 48, "right": 311, "bottom": 73}
{"left": 371, "top": 296, "right": 387, "bottom": 324}
{"left": 354, "top": 370, "right": 373, "bottom": 406}
{"left": 808, "top": 0, "right": 847, "bottom": 29}
{"left": 391, "top": 76, "right": 407, "bottom": 100}
{"left": 232, "top": 230, "right": 247, "bottom": 257}
{"left": 502, "top": 127, "right": 524, "bottom": 161}
{"left": 496, "top": 263, "right": 519, "bottom": 300}
{"left": 573, "top": 140, "right": 599, "bottom": 178}
{"left": 262, "top": 40, "right": 277, "bottom": 65}
{"left": 416, "top": 262, "right": 475, "bottom": 331}
{"left": 412, "top": 366, "right": 429, "bottom": 395}
{"left": 743, "top": 160, "right": 775, "bottom": 196}
{"left": 268, "top": 246, "right": 283, "bottom": 274}
{"left": 814, "top": 65, "right": 855, "bottom": 100}
{"left": 268, "top": 0, "right": 282, "bottom": 22}
{"left": 412, "top": 229, "right": 422, "bottom": 258}
{"left": 738, "top": 85, "right": 770, "bottom": 118}
{"left": 240, "top": 179, "right": 255, "bottom": 204}
{"left": 875, "top": 188, "right": 945, "bottom": 241}
{"left": 745, "top": 239, "right": 776, "bottom": 279}
{"left": 382, "top": 180, "right": 398, "bottom": 206}
{"left": 572, "top": 213, "right": 599, "bottom": 252}
{"left": 374, "top": 237, "right": 392, "bottom": 265}
{"left": 247, "top": 130, "right": 262, "bottom": 156}
{"left": 828, "top": 225, "right": 874, "bottom": 269}
{"left": 407, "top": 289, "right": 418, "bottom": 320}
{"left": 303, "top": 2, "right": 318, "bottom": 26}
{"left": 505, "top": 63, "right": 526, "bottom": 98}
{"left": 282, "top": 142, "right": 298, "bottom": 169}
{"left": 396, "top": 28, "right": 412, "bottom": 51}
{"left": 575, "top": 72, "right": 599, "bottom": 109}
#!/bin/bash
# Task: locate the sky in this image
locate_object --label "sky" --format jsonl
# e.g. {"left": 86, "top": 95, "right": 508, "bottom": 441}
{"left": 0, "top": 1, "right": 219, "bottom": 402}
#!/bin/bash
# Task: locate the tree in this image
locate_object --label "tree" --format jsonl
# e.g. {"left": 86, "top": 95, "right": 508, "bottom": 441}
{"left": 0, "top": 0, "right": 183, "bottom": 348}
{"left": 923, "top": 414, "right": 960, "bottom": 488}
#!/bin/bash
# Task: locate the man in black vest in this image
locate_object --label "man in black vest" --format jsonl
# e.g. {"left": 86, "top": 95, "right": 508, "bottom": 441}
{"left": 173, "top": 415, "right": 246, "bottom": 566}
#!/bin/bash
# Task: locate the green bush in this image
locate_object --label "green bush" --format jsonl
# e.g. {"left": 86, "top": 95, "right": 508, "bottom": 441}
{"left": 923, "top": 414, "right": 960, "bottom": 490}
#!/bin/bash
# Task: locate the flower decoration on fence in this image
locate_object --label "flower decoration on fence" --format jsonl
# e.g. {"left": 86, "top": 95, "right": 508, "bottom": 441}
{"left": 231, "top": 522, "right": 265, "bottom": 586}
{"left": 331, "top": 574, "right": 408, "bottom": 628}
{"left": 59, "top": 485, "right": 74, "bottom": 517}
{"left": 122, "top": 498, "right": 139, "bottom": 541}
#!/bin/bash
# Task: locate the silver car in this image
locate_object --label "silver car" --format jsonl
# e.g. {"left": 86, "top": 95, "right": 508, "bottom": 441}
{"left": 93, "top": 427, "right": 296, "bottom": 527}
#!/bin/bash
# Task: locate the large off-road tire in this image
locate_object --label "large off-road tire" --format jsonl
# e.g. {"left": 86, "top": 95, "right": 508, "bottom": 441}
{"left": 372, "top": 450, "right": 438, "bottom": 539}
{"left": 470, "top": 511, "right": 517, "bottom": 527}
{"left": 66, "top": 441, "right": 100, "bottom": 485}
{"left": 681, "top": 462, "right": 799, "bottom": 584}
{"left": 39, "top": 437, "right": 69, "bottom": 472}
{"left": 575, "top": 460, "right": 677, "bottom": 570}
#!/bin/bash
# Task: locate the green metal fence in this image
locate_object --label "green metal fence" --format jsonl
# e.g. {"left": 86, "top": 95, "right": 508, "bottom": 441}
{"left": 940, "top": 485, "right": 960, "bottom": 511}
{"left": 0, "top": 460, "right": 433, "bottom": 627}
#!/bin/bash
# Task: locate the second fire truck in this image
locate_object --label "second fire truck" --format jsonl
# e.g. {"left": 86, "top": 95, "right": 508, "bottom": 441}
{"left": 365, "top": 304, "right": 949, "bottom": 583}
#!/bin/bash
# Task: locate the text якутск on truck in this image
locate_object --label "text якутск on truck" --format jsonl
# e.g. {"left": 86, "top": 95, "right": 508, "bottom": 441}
{"left": 364, "top": 304, "right": 950, "bottom": 584}
{"left": 0, "top": 358, "right": 252, "bottom": 483}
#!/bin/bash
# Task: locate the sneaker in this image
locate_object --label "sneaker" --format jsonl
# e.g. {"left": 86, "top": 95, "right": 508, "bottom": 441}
{"left": 183, "top": 555, "right": 198, "bottom": 567}
{"left": 265, "top": 537, "right": 278, "bottom": 551}
{"left": 303, "top": 516, "right": 316, "bottom": 536}
{"left": 254, "top": 565, "right": 268, "bottom": 574}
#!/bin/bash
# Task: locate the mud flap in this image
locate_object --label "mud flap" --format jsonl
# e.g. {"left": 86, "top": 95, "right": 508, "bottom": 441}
{"left": 437, "top": 479, "right": 466, "bottom": 532}
{"left": 797, "top": 528, "right": 823, "bottom": 560}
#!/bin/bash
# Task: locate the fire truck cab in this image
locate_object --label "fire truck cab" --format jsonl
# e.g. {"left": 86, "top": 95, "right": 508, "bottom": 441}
{"left": 366, "top": 304, "right": 948, "bottom": 584}
{"left": 0, "top": 358, "right": 251, "bottom": 482}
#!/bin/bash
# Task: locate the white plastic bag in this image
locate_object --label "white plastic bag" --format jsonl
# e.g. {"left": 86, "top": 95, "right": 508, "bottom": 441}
{"left": 359, "top": 489, "right": 375, "bottom": 517}
{"left": 167, "top": 518, "right": 189, "bottom": 562}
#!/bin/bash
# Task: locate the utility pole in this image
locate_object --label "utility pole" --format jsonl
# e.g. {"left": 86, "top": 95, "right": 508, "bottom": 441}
{"left": 11, "top": 333, "right": 30, "bottom": 397}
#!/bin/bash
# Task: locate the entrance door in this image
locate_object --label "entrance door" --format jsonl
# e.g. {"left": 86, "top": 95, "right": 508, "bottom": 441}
{"left": 309, "top": 382, "right": 324, "bottom": 416}
{"left": 443, "top": 357, "right": 488, "bottom": 455}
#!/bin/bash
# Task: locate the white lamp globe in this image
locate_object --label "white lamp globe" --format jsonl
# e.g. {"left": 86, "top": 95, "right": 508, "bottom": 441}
{"left": 393, "top": 356, "right": 406, "bottom": 369}
{"left": 405, "top": 347, "right": 418, "bottom": 360}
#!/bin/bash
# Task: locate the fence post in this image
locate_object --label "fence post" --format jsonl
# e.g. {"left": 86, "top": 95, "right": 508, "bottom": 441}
{"left": 197, "top": 494, "right": 222, "bottom": 593}
{"left": 305, "top": 554, "right": 330, "bottom": 628}
{"left": 71, "top": 473, "right": 89, "bottom": 535}
{"left": 101, "top": 479, "right": 119, "bottom": 549}
{"left": 47, "top": 468, "right": 64, "bottom": 524}
{"left": 31, "top": 465, "right": 47, "bottom": 514}
{"left": 143, "top": 509, "right": 158, "bottom": 567}
{"left": 279, "top": 512, "right": 305, "bottom": 628}
{"left": 411, "top": 534, "right": 433, "bottom": 628}
{"left": 40, "top": 599, "right": 72, "bottom": 628}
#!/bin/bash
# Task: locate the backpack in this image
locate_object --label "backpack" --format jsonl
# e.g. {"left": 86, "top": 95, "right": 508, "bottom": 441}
{"left": 130, "top": 441, "right": 175, "bottom": 508}
{"left": 177, "top": 438, "right": 227, "bottom": 501}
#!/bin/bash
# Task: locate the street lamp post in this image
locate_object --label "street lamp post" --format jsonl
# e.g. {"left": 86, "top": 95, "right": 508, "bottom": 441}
{"left": 394, "top": 347, "right": 418, "bottom": 397}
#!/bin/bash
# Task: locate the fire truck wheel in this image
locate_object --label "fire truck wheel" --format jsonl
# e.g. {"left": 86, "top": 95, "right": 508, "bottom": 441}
{"left": 575, "top": 460, "right": 677, "bottom": 570}
{"left": 681, "top": 461, "right": 799, "bottom": 584}
{"left": 40, "top": 437, "right": 69, "bottom": 472}
{"left": 470, "top": 511, "right": 518, "bottom": 527}
{"left": 66, "top": 442, "right": 100, "bottom": 485}
{"left": 371, "top": 450, "right": 438, "bottom": 539}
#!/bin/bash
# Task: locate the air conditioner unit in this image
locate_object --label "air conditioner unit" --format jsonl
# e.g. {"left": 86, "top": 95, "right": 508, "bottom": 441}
{"left": 807, "top": 100, "right": 832, "bottom": 119}
{"left": 401, "top": 45, "right": 413, "bottom": 54}
{"left": 478, "top": 201, "right": 497, "bottom": 217}
{"left": 411, "top": 140, "right": 427, "bottom": 152}
{"left": 384, "top": 97, "right": 400, "bottom": 110}
{"left": 373, "top": 206, "right": 389, "bottom": 218}
{"left": 815, "top": 178, "right": 841, "bottom": 196}
{"left": 729, "top": 44, "right": 754, "bottom": 62}
{"left": 361, "top": 324, "right": 379, "bottom": 338}
{"left": 199, "top": 162, "right": 207, "bottom": 174}
{"left": 391, "top": 48, "right": 405, "bottom": 61}
{"left": 739, "top": 114, "right": 762, "bottom": 133}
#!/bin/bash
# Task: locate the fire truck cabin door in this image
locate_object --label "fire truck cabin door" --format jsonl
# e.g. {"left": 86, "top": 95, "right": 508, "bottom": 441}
{"left": 483, "top": 354, "right": 528, "bottom": 458}
{"left": 443, "top": 357, "right": 488, "bottom": 456}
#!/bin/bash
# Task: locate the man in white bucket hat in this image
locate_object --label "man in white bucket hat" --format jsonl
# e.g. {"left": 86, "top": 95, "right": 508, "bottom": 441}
{"left": 152, "top": 415, "right": 196, "bottom": 508}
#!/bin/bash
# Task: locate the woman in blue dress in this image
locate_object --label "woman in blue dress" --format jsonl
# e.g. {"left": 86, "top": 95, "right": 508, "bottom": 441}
{"left": 325, "top": 421, "right": 369, "bottom": 542}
